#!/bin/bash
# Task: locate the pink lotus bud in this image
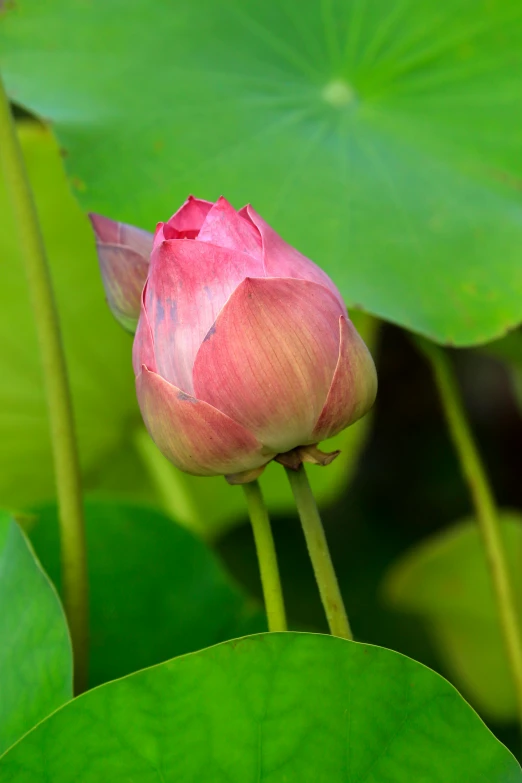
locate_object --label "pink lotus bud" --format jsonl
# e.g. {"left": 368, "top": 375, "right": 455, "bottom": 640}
{"left": 89, "top": 213, "right": 153, "bottom": 332}
{"left": 132, "top": 196, "right": 377, "bottom": 478}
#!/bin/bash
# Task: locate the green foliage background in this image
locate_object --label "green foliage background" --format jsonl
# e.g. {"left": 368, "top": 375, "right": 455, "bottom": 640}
{"left": 1, "top": 0, "right": 522, "bottom": 777}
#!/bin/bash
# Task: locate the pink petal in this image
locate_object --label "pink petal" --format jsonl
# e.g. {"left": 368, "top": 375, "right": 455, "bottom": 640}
{"left": 193, "top": 277, "right": 344, "bottom": 453}
{"left": 152, "top": 221, "right": 169, "bottom": 252}
{"left": 242, "top": 205, "right": 346, "bottom": 312}
{"left": 197, "top": 196, "right": 262, "bottom": 259}
{"left": 132, "top": 286, "right": 157, "bottom": 375}
{"left": 163, "top": 195, "right": 213, "bottom": 240}
{"left": 89, "top": 213, "right": 153, "bottom": 259}
{"left": 313, "top": 316, "right": 378, "bottom": 441}
{"left": 89, "top": 214, "right": 153, "bottom": 332}
{"left": 145, "top": 239, "right": 264, "bottom": 394}
{"left": 136, "top": 367, "right": 273, "bottom": 476}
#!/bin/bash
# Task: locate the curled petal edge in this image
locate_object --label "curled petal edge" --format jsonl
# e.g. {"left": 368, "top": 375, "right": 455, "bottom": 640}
{"left": 312, "top": 316, "right": 378, "bottom": 442}
{"left": 132, "top": 284, "right": 157, "bottom": 376}
{"left": 275, "top": 444, "right": 341, "bottom": 470}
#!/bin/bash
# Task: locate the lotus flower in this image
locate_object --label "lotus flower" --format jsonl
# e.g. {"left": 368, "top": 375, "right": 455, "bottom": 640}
{"left": 91, "top": 197, "right": 377, "bottom": 481}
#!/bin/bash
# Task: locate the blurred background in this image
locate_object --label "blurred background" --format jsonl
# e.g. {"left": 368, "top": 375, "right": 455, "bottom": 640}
{"left": 1, "top": 0, "right": 522, "bottom": 758}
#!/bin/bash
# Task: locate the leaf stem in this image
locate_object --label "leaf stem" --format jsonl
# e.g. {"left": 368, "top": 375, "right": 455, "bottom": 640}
{"left": 0, "top": 74, "right": 88, "bottom": 694}
{"left": 285, "top": 465, "right": 352, "bottom": 639}
{"left": 134, "top": 428, "right": 206, "bottom": 539}
{"left": 242, "top": 481, "right": 287, "bottom": 632}
{"left": 418, "top": 337, "right": 522, "bottom": 727}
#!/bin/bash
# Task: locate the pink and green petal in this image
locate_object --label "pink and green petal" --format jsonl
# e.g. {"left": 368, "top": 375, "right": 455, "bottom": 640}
{"left": 193, "top": 277, "right": 343, "bottom": 453}
{"left": 198, "top": 196, "right": 262, "bottom": 260}
{"left": 89, "top": 213, "right": 154, "bottom": 259}
{"left": 145, "top": 239, "right": 264, "bottom": 394}
{"left": 136, "top": 367, "right": 272, "bottom": 476}
{"left": 242, "top": 205, "right": 346, "bottom": 312}
{"left": 89, "top": 214, "right": 153, "bottom": 332}
{"left": 312, "top": 316, "right": 377, "bottom": 442}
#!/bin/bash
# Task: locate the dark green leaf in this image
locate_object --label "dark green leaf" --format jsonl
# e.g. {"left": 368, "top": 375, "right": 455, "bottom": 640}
{"left": 482, "top": 329, "right": 522, "bottom": 411}
{"left": 0, "top": 511, "right": 72, "bottom": 755}
{"left": 29, "top": 500, "right": 265, "bottom": 688}
{"left": 2, "top": 1, "right": 522, "bottom": 344}
{"left": 0, "top": 633, "right": 518, "bottom": 780}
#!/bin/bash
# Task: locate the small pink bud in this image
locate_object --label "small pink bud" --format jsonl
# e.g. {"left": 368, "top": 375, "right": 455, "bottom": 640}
{"left": 125, "top": 196, "right": 377, "bottom": 477}
{"left": 89, "top": 213, "right": 153, "bottom": 332}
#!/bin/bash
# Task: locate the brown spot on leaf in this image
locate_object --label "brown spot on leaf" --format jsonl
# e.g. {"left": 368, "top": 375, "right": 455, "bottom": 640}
{"left": 70, "top": 177, "right": 86, "bottom": 192}
{"left": 0, "top": 0, "right": 16, "bottom": 15}
{"left": 489, "top": 168, "right": 522, "bottom": 191}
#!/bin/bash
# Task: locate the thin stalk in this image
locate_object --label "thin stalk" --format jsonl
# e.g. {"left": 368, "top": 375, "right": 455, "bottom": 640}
{"left": 134, "top": 428, "right": 206, "bottom": 539}
{"left": 0, "top": 75, "right": 88, "bottom": 694}
{"left": 242, "top": 481, "right": 287, "bottom": 632}
{"left": 418, "top": 337, "right": 522, "bottom": 727}
{"left": 285, "top": 465, "right": 352, "bottom": 639}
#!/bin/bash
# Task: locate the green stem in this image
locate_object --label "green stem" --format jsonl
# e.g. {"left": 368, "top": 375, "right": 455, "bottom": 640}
{"left": 285, "top": 465, "right": 352, "bottom": 639}
{"left": 242, "top": 481, "right": 287, "bottom": 632}
{"left": 0, "top": 74, "right": 88, "bottom": 694}
{"left": 418, "top": 337, "right": 522, "bottom": 727}
{"left": 134, "top": 428, "right": 206, "bottom": 539}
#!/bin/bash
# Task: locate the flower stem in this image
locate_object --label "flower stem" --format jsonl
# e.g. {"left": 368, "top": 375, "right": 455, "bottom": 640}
{"left": 0, "top": 75, "right": 88, "bottom": 694}
{"left": 285, "top": 465, "right": 352, "bottom": 639}
{"left": 242, "top": 481, "right": 287, "bottom": 632}
{"left": 418, "top": 337, "right": 522, "bottom": 727}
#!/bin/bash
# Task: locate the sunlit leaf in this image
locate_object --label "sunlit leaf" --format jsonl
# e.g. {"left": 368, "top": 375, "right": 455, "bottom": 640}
{"left": 0, "top": 123, "right": 142, "bottom": 508}
{"left": 383, "top": 512, "right": 522, "bottom": 721}
{"left": 2, "top": 0, "right": 522, "bottom": 344}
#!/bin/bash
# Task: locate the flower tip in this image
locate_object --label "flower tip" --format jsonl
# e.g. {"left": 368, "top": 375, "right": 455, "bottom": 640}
{"left": 215, "top": 194, "right": 233, "bottom": 209}
{"left": 88, "top": 212, "right": 118, "bottom": 244}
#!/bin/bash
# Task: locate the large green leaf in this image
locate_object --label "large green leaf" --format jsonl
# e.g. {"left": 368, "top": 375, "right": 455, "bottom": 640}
{"left": 383, "top": 512, "right": 522, "bottom": 722}
{"left": 0, "top": 633, "right": 518, "bottom": 780}
{"left": 2, "top": 0, "right": 522, "bottom": 344}
{"left": 28, "top": 500, "right": 265, "bottom": 688}
{"left": 0, "top": 511, "right": 72, "bottom": 755}
{"left": 0, "top": 122, "right": 142, "bottom": 509}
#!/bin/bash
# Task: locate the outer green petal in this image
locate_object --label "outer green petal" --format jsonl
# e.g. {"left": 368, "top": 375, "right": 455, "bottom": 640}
{"left": 136, "top": 367, "right": 274, "bottom": 476}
